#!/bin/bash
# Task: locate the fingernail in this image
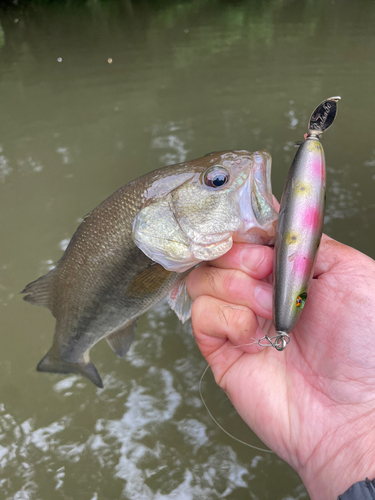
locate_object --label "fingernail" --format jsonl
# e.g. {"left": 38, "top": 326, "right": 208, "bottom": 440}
{"left": 254, "top": 284, "right": 273, "bottom": 312}
{"left": 241, "top": 246, "right": 266, "bottom": 273}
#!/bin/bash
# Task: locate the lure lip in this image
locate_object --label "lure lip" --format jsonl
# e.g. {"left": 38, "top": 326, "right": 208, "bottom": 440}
{"left": 307, "top": 96, "right": 341, "bottom": 137}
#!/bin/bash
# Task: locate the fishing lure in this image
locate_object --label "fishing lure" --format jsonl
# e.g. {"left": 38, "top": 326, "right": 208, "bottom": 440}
{"left": 200, "top": 99, "right": 341, "bottom": 452}
{"left": 269, "top": 96, "right": 341, "bottom": 351}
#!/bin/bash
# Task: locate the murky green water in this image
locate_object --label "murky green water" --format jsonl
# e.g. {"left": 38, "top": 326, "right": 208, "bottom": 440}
{"left": 1, "top": 1, "right": 375, "bottom": 498}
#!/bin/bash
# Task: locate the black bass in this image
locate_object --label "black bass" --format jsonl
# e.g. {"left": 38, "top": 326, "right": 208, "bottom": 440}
{"left": 273, "top": 97, "right": 340, "bottom": 348}
{"left": 23, "top": 150, "right": 278, "bottom": 387}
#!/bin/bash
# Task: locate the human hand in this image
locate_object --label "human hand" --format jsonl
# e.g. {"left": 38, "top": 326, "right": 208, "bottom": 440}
{"left": 186, "top": 235, "right": 375, "bottom": 500}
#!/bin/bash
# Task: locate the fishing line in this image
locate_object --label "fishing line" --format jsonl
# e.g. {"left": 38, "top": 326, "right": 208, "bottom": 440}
{"left": 199, "top": 341, "right": 274, "bottom": 454}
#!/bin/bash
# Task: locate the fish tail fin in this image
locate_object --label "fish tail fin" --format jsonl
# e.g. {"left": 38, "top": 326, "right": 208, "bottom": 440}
{"left": 21, "top": 271, "right": 54, "bottom": 310}
{"left": 37, "top": 348, "right": 103, "bottom": 388}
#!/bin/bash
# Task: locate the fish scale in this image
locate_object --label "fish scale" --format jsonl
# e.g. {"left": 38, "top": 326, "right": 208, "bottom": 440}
{"left": 22, "top": 150, "right": 278, "bottom": 387}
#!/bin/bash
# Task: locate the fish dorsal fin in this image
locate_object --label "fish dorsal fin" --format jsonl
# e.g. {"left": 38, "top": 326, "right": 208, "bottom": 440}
{"left": 21, "top": 271, "right": 54, "bottom": 310}
{"left": 126, "top": 263, "right": 173, "bottom": 298}
{"left": 168, "top": 275, "right": 192, "bottom": 323}
{"left": 37, "top": 347, "right": 103, "bottom": 388}
{"left": 106, "top": 319, "right": 138, "bottom": 358}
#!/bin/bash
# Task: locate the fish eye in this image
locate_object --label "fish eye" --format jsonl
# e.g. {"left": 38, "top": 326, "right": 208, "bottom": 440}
{"left": 204, "top": 166, "right": 229, "bottom": 188}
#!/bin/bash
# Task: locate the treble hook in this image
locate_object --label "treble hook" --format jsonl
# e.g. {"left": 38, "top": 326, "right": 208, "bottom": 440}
{"left": 257, "top": 332, "right": 290, "bottom": 351}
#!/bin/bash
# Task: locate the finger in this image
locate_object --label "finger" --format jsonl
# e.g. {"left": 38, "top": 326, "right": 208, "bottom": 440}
{"left": 271, "top": 195, "right": 338, "bottom": 278}
{"left": 272, "top": 194, "right": 342, "bottom": 279}
{"left": 272, "top": 195, "right": 280, "bottom": 211}
{"left": 186, "top": 266, "right": 273, "bottom": 319}
{"left": 191, "top": 295, "right": 263, "bottom": 385}
{"left": 313, "top": 234, "right": 334, "bottom": 277}
{"left": 191, "top": 295, "right": 263, "bottom": 357}
{"left": 206, "top": 243, "right": 274, "bottom": 280}
{"left": 313, "top": 233, "right": 365, "bottom": 277}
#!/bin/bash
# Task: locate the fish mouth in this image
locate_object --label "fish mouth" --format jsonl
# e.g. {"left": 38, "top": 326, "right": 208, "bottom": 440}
{"left": 235, "top": 151, "right": 278, "bottom": 244}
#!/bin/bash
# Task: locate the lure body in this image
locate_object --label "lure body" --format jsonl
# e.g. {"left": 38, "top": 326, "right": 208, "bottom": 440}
{"left": 273, "top": 97, "right": 340, "bottom": 341}
{"left": 273, "top": 136, "right": 325, "bottom": 334}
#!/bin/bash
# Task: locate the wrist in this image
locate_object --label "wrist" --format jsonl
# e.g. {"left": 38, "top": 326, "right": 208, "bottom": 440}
{"left": 298, "top": 417, "right": 375, "bottom": 500}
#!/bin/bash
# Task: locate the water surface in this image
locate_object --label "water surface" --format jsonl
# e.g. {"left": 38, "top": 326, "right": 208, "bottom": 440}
{"left": 1, "top": 1, "right": 375, "bottom": 498}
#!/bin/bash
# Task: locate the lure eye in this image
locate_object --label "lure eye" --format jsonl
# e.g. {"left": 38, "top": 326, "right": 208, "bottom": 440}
{"left": 296, "top": 292, "right": 307, "bottom": 309}
{"left": 204, "top": 166, "right": 229, "bottom": 188}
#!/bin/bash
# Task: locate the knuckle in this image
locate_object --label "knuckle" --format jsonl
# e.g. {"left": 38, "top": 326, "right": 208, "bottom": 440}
{"left": 190, "top": 296, "right": 207, "bottom": 334}
{"left": 185, "top": 267, "right": 200, "bottom": 294}
{"left": 222, "top": 269, "right": 243, "bottom": 297}
{"left": 220, "top": 304, "right": 252, "bottom": 332}
{"left": 234, "top": 307, "right": 254, "bottom": 332}
{"left": 191, "top": 295, "right": 205, "bottom": 317}
{"left": 217, "top": 304, "right": 230, "bottom": 326}
{"left": 203, "top": 266, "right": 221, "bottom": 293}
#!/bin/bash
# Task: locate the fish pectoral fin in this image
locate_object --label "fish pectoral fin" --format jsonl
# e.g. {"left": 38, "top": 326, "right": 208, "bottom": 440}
{"left": 106, "top": 319, "right": 138, "bottom": 358}
{"left": 167, "top": 275, "right": 192, "bottom": 323}
{"left": 126, "top": 263, "right": 173, "bottom": 298}
{"left": 21, "top": 270, "right": 54, "bottom": 310}
{"left": 36, "top": 349, "right": 103, "bottom": 388}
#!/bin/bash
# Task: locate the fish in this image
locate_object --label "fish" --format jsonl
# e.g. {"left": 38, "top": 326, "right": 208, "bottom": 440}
{"left": 273, "top": 97, "right": 341, "bottom": 347}
{"left": 22, "top": 149, "right": 278, "bottom": 387}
